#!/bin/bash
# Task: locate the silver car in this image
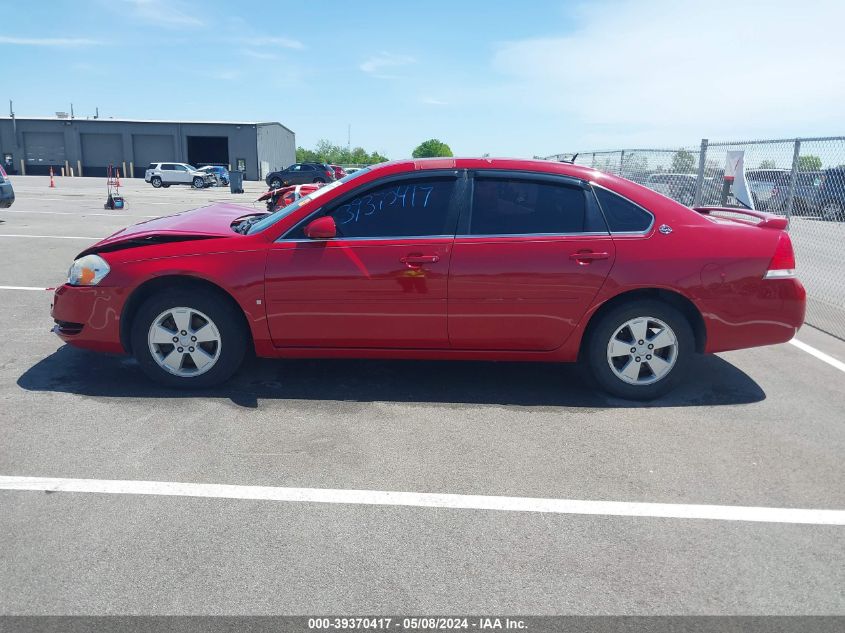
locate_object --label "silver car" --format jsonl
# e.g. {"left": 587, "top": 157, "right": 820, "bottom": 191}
{"left": 144, "top": 162, "right": 215, "bottom": 189}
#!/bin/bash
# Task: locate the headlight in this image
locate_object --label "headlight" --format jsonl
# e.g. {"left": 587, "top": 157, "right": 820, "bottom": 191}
{"left": 67, "top": 254, "right": 110, "bottom": 286}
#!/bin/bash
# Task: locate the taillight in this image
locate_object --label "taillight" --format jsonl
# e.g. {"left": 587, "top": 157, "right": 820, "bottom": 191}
{"left": 764, "top": 232, "right": 796, "bottom": 279}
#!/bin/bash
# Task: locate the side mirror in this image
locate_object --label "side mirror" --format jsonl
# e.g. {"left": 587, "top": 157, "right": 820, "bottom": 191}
{"left": 304, "top": 216, "right": 336, "bottom": 239}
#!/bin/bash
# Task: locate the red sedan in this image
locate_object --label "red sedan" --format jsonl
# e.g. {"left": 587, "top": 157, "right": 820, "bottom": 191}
{"left": 51, "top": 158, "right": 805, "bottom": 399}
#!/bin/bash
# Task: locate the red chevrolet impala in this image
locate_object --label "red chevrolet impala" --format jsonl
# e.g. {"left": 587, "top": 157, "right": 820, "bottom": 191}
{"left": 51, "top": 158, "right": 805, "bottom": 399}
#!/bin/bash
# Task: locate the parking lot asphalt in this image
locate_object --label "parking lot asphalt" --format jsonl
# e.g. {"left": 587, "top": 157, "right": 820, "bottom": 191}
{"left": 0, "top": 176, "right": 843, "bottom": 615}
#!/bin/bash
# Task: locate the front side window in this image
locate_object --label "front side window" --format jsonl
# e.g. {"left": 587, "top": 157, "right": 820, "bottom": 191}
{"left": 593, "top": 186, "right": 653, "bottom": 233}
{"left": 468, "top": 177, "right": 602, "bottom": 235}
{"left": 325, "top": 177, "right": 456, "bottom": 238}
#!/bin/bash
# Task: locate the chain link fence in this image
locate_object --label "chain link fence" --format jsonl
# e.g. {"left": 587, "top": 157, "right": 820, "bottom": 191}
{"left": 545, "top": 137, "right": 845, "bottom": 340}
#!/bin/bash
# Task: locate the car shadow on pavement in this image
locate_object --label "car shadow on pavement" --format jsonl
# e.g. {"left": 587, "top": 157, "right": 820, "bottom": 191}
{"left": 17, "top": 345, "right": 765, "bottom": 409}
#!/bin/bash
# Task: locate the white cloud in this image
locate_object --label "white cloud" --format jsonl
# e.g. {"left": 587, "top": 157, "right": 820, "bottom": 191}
{"left": 360, "top": 52, "right": 416, "bottom": 78}
{"left": 248, "top": 36, "right": 304, "bottom": 50}
{"left": 240, "top": 49, "right": 278, "bottom": 60}
{"left": 0, "top": 36, "right": 100, "bottom": 47}
{"left": 492, "top": 0, "right": 845, "bottom": 147}
{"left": 124, "top": 0, "right": 204, "bottom": 28}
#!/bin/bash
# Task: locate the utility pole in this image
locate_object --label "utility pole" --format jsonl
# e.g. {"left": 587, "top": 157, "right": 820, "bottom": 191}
{"left": 347, "top": 124, "right": 351, "bottom": 152}
{"left": 70, "top": 103, "right": 74, "bottom": 119}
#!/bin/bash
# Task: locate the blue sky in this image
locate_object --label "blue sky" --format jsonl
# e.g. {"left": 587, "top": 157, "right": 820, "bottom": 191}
{"left": 2, "top": 0, "right": 843, "bottom": 159}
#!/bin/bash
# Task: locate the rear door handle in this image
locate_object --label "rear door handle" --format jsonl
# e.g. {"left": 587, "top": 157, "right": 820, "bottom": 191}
{"left": 569, "top": 251, "right": 610, "bottom": 262}
{"left": 400, "top": 254, "right": 440, "bottom": 265}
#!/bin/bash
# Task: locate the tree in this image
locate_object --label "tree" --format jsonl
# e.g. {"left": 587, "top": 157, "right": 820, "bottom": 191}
{"left": 758, "top": 160, "right": 777, "bottom": 169}
{"left": 671, "top": 149, "right": 695, "bottom": 174}
{"left": 296, "top": 140, "right": 388, "bottom": 166}
{"left": 412, "top": 139, "right": 453, "bottom": 158}
{"left": 797, "top": 155, "right": 822, "bottom": 171}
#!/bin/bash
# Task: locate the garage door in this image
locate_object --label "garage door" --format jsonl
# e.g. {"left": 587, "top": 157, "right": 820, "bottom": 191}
{"left": 80, "top": 133, "right": 124, "bottom": 177}
{"left": 23, "top": 132, "right": 66, "bottom": 175}
{"left": 133, "top": 134, "right": 176, "bottom": 178}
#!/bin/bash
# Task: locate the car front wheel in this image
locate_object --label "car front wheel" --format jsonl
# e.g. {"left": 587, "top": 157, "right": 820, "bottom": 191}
{"left": 585, "top": 300, "right": 694, "bottom": 400}
{"left": 131, "top": 289, "right": 247, "bottom": 388}
{"left": 151, "top": 176, "right": 162, "bottom": 188}
{"left": 820, "top": 201, "right": 844, "bottom": 221}
{"left": 192, "top": 177, "right": 205, "bottom": 189}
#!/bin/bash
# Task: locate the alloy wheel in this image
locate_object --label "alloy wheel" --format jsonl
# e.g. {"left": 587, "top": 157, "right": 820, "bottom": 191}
{"left": 821, "top": 202, "right": 844, "bottom": 221}
{"left": 607, "top": 316, "right": 678, "bottom": 386}
{"left": 147, "top": 307, "right": 222, "bottom": 377}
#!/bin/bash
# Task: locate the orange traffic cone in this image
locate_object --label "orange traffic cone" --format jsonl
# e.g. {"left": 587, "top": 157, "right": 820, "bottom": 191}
{"left": 115, "top": 169, "right": 121, "bottom": 188}
{"left": 49, "top": 167, "right": 55, "bottom": 188}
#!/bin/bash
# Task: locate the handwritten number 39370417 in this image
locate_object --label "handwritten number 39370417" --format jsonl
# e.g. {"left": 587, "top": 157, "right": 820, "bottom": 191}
{"left": 335, "top": 184, "right": 435, "bottom": 225}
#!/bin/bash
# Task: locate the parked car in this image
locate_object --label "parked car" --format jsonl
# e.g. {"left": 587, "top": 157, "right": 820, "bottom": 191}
{"left": 265, "top": 162, "right": 335, "bottom": 190}
{"left": 257, "top": 183, "right": 323, "bottom": 213}
{"left": 814, "top": 167, "right": 845, "bottom": 221}
{"left": 645, "top": 173, "right": 697, "bottom": 206}
{"left": 197, "top": 165, "right": 230, "bottom": 186}
{"left": 144, "top": 163, "right": 215, "bottom": 189}
{"left": 0, "top": 165, "right": 14, "bottom": 208}
{"left": 768, "top": 171, "right": 822, "bottom": 216}
{"left": 51, "top": 158, "right": 805, "bottom": 400}
{"left": 745, "top": 169, "right": 791, "bottom": 210}
{"left": 330, "top": 164, "right": 347, "bottom": 179}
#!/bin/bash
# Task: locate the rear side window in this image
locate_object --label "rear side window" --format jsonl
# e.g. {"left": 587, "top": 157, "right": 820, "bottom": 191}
{"left": 469, "top": 177, "right": 603, "bottom": 235}
{"left": 593, "top": 187, "right": 653, "bottom": 233}
{"left": 327, "top": 177, "right": 456, "bottom": 238}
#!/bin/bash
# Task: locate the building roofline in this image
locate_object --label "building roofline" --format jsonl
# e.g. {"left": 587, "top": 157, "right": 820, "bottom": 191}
{"left": 8, "top": 116, "right": 292, "bottom": 131}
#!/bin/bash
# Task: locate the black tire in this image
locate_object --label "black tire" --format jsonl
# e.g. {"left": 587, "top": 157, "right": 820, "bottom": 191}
{"left": 269, "top": 178, "right": 282, "bottom": 190}
{"left": 130, "top": 288, "right": 247, "bottom": 388}
{"left": 313, "top": 177, "right": 325, "bottom": 183}
{"left": 585, "top": 299, "right": 694, "bottom": 400}
{"left": 192, "top": 177, "right": 205, "bottom": 189}
{"left": 151, "top": 176, "right": 162, "bottom": 188}
{"left": 161, "top": 183, "right": 170, "bottom": 188}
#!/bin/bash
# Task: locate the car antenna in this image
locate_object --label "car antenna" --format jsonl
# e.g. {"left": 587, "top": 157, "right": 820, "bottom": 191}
{"left": 559, "top": 153, "right": 578, "bottom": 164}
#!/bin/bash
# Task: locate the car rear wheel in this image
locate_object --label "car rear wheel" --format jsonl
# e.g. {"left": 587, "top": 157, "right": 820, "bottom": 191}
{"left": 269, "top": 178, "right": 282, "bottom": 190}
{"left": 151, "top": 176, "right": 162, "bottom": 188}
{"left": 161, "top": 183, "right": 170, "bottom": 188}
{"left": 585, "top": 300, "right": 694, "bottom": 400}
{"left": 313, "top": 177, "right": 325, "bottom": 183}
{"left": 820, "top": 201, "right": 844, "bottom": 221}
{"left": 192, "top": 177, "right": 205, "bottom": 189}
{"left": 131, "top": 289, "right": 247, "bottom": 388}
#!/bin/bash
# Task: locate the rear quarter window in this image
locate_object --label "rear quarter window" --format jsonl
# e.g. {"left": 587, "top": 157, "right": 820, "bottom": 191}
{"left": 593, "top": 187, "right": 653, "bottom": 233}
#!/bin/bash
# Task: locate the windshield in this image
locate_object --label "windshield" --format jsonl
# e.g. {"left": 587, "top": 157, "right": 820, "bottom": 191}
{"left": 246, "top": 168, "right": 372, "bottom": 234}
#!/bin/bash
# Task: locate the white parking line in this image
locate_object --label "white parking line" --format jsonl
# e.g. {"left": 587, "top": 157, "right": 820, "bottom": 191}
{"left": 0, "top": 286, "right": 49, "bottom": 291}
{"left": 3, "top": 210, "right": 160, "bottom": 218}
{"left": 0, "top": 234, "right": 101, "bottom": 240}
{"left": 790, "top": 339, "right": 845, "bottom": 373}
{"left": 0, "top": 475, "right": 842, "bottom": 525}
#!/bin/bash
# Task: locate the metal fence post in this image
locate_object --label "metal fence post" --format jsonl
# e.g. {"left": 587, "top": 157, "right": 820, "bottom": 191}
{"left": 619, "top": 150, "right": 625, "bottom": 175}
{"left": 693, "top": 138, "right": 708, "bottom": 207}
{"left": 784, "top": 139, "right": 801, "bottom": 226}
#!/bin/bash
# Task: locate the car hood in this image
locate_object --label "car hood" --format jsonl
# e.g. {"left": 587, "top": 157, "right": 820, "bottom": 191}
{"left": 78, "top": 203, "right": 261, "bottom": 256}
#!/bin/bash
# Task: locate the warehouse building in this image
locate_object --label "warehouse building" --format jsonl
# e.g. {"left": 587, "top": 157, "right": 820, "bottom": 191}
{"left": 0, "top": 116, "right": 295, "bottom": 181}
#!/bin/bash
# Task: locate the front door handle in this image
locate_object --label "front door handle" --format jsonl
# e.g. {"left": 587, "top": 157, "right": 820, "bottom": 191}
{"left": 400, "top": 254, "right": 440, "bottom": 265}
{"left": 569, "top": 251, "right": 610, "bottom": 263}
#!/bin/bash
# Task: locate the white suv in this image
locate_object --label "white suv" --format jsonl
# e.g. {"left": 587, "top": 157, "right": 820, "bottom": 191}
{"left": 145, "top": 163, "right": 215, "bottom": 189}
